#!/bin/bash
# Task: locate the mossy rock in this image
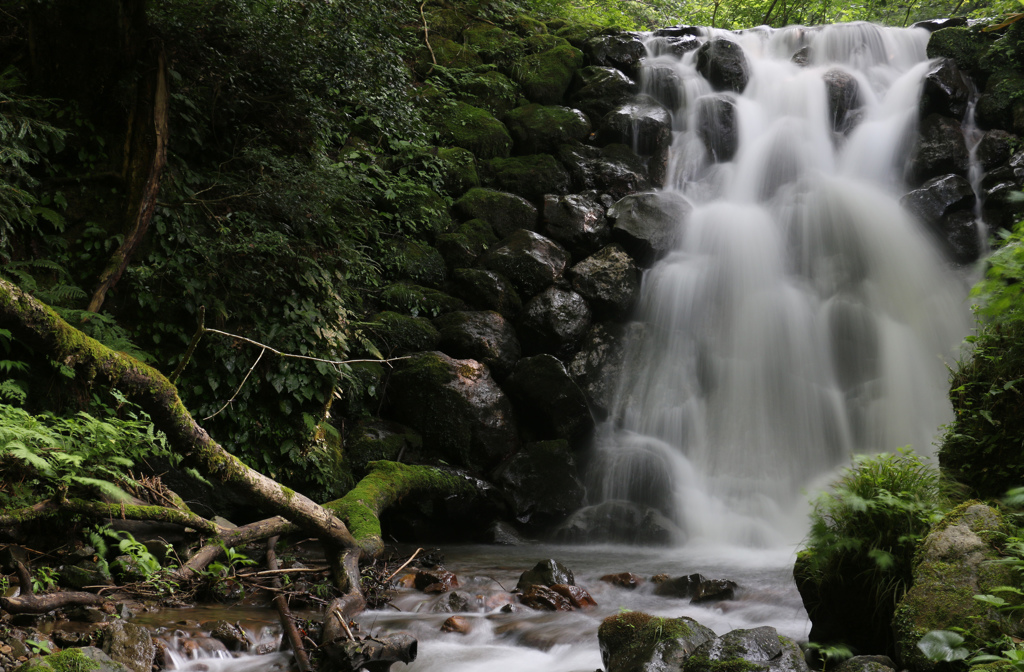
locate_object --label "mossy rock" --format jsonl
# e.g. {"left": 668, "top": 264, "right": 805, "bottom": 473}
{"left": 511, "top": 44, "right": 585, "bottom": 105}
{"left": 382, "top": 185, "right": 452, "bottom": 237}
{"left": 453, "top": 187, "right": 538, "bottom": 238}
{"left": 525, "top": 34, "right": 569, "bottom": 54}
{"left": 438, "top": 146, "right": 480, "bottom": 195}
{"left": 451, "top": 267, "right": 523, "bottom": 318}
{"left": 438, "top": 101, "right": 512, "bottom": 160}
{"left": 19, "top": 647, "right": 130, "bottom": 672}
{"left": 379, "top": 282, "right": 466, "bottom": 317}
{"left": 546, "top": 19, "right": 567, "bottom": 30}
{"left": 483, "top": 154, "right": 571, "bottom": 202}
{"left": 598, "top": 612, "right": 716, "bottom": 672}
{"left": 435, "top": 218, "right": 499, "bottom": 270}
{"left": 385, "top": 239, "right": 446, "bottom": 288}
{"left": 685, "top": 628, "right": 808, "bottom": 672}
{"left": 976, "top": 70, "right": 1024, "bottom": 135}
{"left": 512, "top": 14, "right": 548, "bottom": 36}
{"left": 455, "top": 70, "right": 520, "bottom": 117}
{"left": 928, "top": 26, "right": 991, "bottom": 81}
{"left": 504, "top": 104, "right": 591, "bottom": 155}
{"left": 345, "top": 418, "right": 424, "bottom": 478}
{"left": 892, "top": 503, "right": 1020, "bottom": 671}
{"left": 422, "top": 7, "right": 471, "bottom": 40}
{"left": 415, "top": 36, "right": 483, "bottom": 76}
{"left": 555, "top": 23, "right": 605, "bottom": 48}
{"left": 463, "top": 23, "right": 523, "bottom": 65}
{"left": 368, "top": 311, "right": 441, "bottom": 355}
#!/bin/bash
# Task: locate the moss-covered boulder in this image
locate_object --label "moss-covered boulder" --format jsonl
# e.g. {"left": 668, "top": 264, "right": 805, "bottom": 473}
{"left": 569, "top": 66, "right": 638, "bottom": 121}
{"left": 368, "top": 311, "right": 441, "bottom": 355}
{"left": 555, "top": 23, "right": 606, "bottom": 48}
{"left": 345, "top": 418, "right": 424, "bottom": 478}
{"left": 927, "top": 26, "right": 993, "bottom": 85}
{"left": 512, "top": 13, "right": 547, "bottom": 36}
{"left": 379, "top": 184, "right": 452, "bottom": 236}
{"left": 483, "top": 154, "right": 572, "bottom": 202}
{"left": 435, "top": 218, "right": 500, "bottom": 270}
{"left": 599, "top": 612, "right": 716, "bottom": 672}
{"left": 504, "top": 104, "right": 591, "bottom": 155}
{"left": 387, "top": 239, "right": 447, "bottom": 288}
{"left": 451, "top": 268, "right": 523, "bottom": 319}
{"left": 478, "top": 229, "right": 570, "bottom": 298}
{"left": 433, "top": 310, "right": 521, "bottom": 378}
{"left": 18, "top": 648, "right": 131, "bottom": 672}
{"left": 456, "top": 70, "right": 520, "bottom": 117}
{"left": 453, "top": 187, "right": 538, "bottom": 238}
{"left": 463, "top": 23, "right": 523, "bottom": 65}
{"left": 685, "top": 628, "right": 809, "bottom": 672}
{"left": 512, "top": 44, "right": 584, "bottom": 105}
{"left": 504, "top": 354, "right": 593, "bottom": 442}
{"left": 438, "top": 146, "right": 480, "bottom": 195}
{"left": 386, "top": 351, "right": 519, "bottom": 472}
{"left": 422, "top": 7, "right": 471, "bottom": 40}
{"left": 893, "top": 503, "right": 1020, "bottom": 671}
{"left": 491, "top": 439, "right": 584, "bottom": 525}
{"left": 976, "top": 70, "right": 1024, "bottom": 135}
{"left": 416, "top": 36, "right": 483, "bottom": 75}
{"left": 438, "top": 102, "right": 513, "bottom": 160}
{"left": 378, "top": 282, "right": 466, "bottom": 317}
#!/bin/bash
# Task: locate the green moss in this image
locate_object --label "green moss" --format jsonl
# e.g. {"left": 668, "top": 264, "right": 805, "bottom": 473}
{"left": 435, "top": 218, "right": 499, "bottom": 269}
{"left": 927, "top": 26, "right": 989, "bottom": 75}
{"left": 387, "top": 239, "right": 448, "bottom": 288}
{"left": 379, "top": 282, "right": 466, "bottom": 317}
{"left": 281, "top": 485, "right": 295, "bottom": 502}
{"left": 555, "top": 23, "right": 605, "bottom": 48}
{"left": 455, "top": 70, "right": 520, "bottom": 117}
{"left": 437, "top": 102, "right": 512, "bottom": 160}
{"left": 38, "top": 649, "right": 101, "bottom": 672}
{"left": 463, "top": 24, "right": 523, "bottom": 64}
{"left": 416, "top": 36, "right": 483, "bottom": 76}
{"left": 504, "top": 104, "right": 591, "bottom": 154}
{"left": 346, "top": 420, "right": 423, "bottom": 476}
{"left": 512, "top": 14, "right": 547, "bottom": 36}
{"left": 598, "top": 611, "right": 655, "bottom": 652}
{"left": 438, "top": 146, "right": 480, "bottom": 195}
{"left": 511, "top": 44, "right": 584, "bottom": 105}
{"left": 368, "top": 311, "right": 440, "bottom": 355}
{"left": 422, "top": 7, "right": 470, "bottom": 40}
{"left": 484, "top": 154, "right": 570, "bottom": 201}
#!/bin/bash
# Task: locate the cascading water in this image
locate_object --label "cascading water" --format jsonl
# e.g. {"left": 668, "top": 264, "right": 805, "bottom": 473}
{"left": 589, "top": 22, "right": 972, "bottom": 547}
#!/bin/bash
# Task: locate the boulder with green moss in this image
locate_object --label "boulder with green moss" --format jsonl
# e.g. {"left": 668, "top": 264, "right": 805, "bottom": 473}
{"left": 18, "top": 647, "right": 131, "bottom": 672}
{"left": 415, "top": 36, "right": 483, "bottom": 76}
{"left": 892, "top": 503, "right": 1022, "bottom": 671}
{"left": 504, "top": 104, "right": 591, "bottom": 155}
{"left": 598, "top": 612, "right": 716, "bottom": 672}
{"left": 387, "top": 239, "right": 448, "bottom": 289}
{"left": 421, "top": 7, "right": 470, "bottom": 40}
{"left": 438, "top": 147, "right": 480, "bottom": 195}
{"left": 456, "top": 70, "right": 520, "bottom": 116}
{"left": 368, "top": 311, "right": 441, "bottom": 355}
{"left": 927, "top": 26, "right": 994, "bottom": 84}
{"left": 453, "top": 187, "right": 538, "bottom": 238}
{"left": 379, "top": 283, "right": 466, "bottom": 318}
{"left": 483, "top": 154, "right": 571, "bottom": 202}
{"left": 976, "top": 70, "right": 1024, "bottom": 136}
{"left": 463, "top": 23, "right": 523, "bottom": 65}
{"left": 555, "top": 23, "right": 605, "bottom": 48}
{"left": 345, "top": 418, "right": 424, "bottom": 478}
{"left": 512, "top": 44, "right": 584, "bottom": 105}
{"left": 435, "top": 218, "right": 500, "bottom": 270}
{"left": 438, "top": 102, "right": 513, "bottom": 160}
{"left": 386, "top": 351, "right": 518, "bottom": 472}
{"left": 512, "top": 14, "right": 547, "bottom": 36}
{"left": 685, "top": 628, "right": 809, "bottom": 672}
{"left": 451, "top": 268, "right": 523, "bottom": 319}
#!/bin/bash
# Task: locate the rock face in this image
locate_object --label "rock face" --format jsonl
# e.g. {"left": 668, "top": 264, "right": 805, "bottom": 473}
{"left": 893, "top": 503, "right": 1021, "bottom": 671}
{"left": 433, "top": 310, "right": 521, "bottom": 379}
{"left": 505, "top": 354, "right": 594, "bottom": 441}
{"left": 387, "top": 351, "right": 518, "bottom": 472}
{"left": 909, "top": 114, "right": 969, "bottom": 184}
{"left": 608, "top": 191, "right": 692, "bottom": 264}
{"left": 485, "top": 154, "right": 572, "bottom": 202}
{"left": 517, "top": 287, "right": 593, "bottom": 358}
{"left": 570, "top": 322, "right": 646, "bottom": 418}
{"left": 451, "top": 268, "right": 523, "bottom": 319}
{"left": 696, "top": 39, "right": 750, "bottom": 93}
{"left": 920, "top": 58, "right": 971, "bottom": 120}
{"left": 600, "top": 95, "right": 673, "bottom": 157}
{"left": 584, "top": 33, "right": 647, "bottom": 79}
{"left": 599, "top": 612, "right": 716, "bottom": 672}
{"left": 491, "top": 439, "right": 585, "bottom": 524}
{"left": 478, "top": 229, "right": 570, "bottom": 298}
{"left": 900, "top": 174, "right": 979, "bottom": 264}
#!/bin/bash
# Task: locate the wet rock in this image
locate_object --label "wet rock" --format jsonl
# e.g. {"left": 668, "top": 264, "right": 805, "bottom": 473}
{"left": 519, "top": 584, "right": 574, "bottom": 611}
{"left": 556, "top": 143, "right": 651, "bottom": 199}
{"left": 570, "top": 244, "right": 641, "bottom": 320}
{"left": 454, "top": 188, "right": 538, "bottom": 239}
{"left": 976, "top": 130, "right": 1016, "bottom": 171}
{"left": 486, "top": 520, "right": 529, "bottom": 545}
{"left": 542, "top": 192, "right": 610, "bottom": 255}
{"left": 646, "top": 34, "right": 702, "bottom": 58}
{"left": 368, "top": 311, "right": 440, "bottom": 356}
{"left": 653, "top": 25, "right": 702, "bottom": 37}
{"left": 517, "top": 287, "right": 593, "bottom": 358}
{"left": 823, "top": 69, "right": 862, "bottom": 134}
{"left": 600, "top": 572, "right": 644, "bottom": 589}
{"left": 387, "top": 351, "right": 518, "bottom": 472}
{"left": 516, "top": 559, "right": 575, "bottom": 590}
{"left": 569, "top": 66, "right": 638, "bottom": 120}
{"left": 511, "top": 44, "right": 584, "bottom": 105}
{"left": 345, "top": 418, "right": 423, "bottom": 478}
{"left": 207, "top": 620, "right": 249, "bottom": 652}
{"left": 653, "top": 572, "right": 709, "bottom": 598}
{"left": 415, "top": 569, "right": 460, "bottom": 592}
{"left": 608, "top": 191, "right": 692, "bottom": 265}
{"left": 920, "top": 58, "right": 971, "bottom": 120}
{"left": 909, "top": 114, "right": 969, "bottom": 185}
{"left": 478, "top": 229, "right": 570, "bottom": 298}
{"left": 599, "top": 612, "right": 716, "bottom": 672}
{"left": 435, "top": 219, "right": 499, "bottom": 271}
{"left": 913, "top": 17, "right": 967, "bottom": 31}
{"left": 792, "top": 45, "right": 811, "bottom": 66}
{"left": 483, "top": 154, "right": 572, "bottom": 203}
{"left": 938, "top": 210, "right": 983, "bottom": 264}
{"left": 433, "top": 310, "right": 521, "bottom": 379}
{"left": 504, "top": 104, "right": 591, "bottom": 156}
{"left": 506, "top": 355, "right": 593, "bottom": 440}
{"left": 569, "top": 322, "right": 645, "bottom": 418}
{"left": 644, "top": 64, "right": 684, "bottom": 110}
{"left": 696, "top": 94, "right": 739, "bottom": 162}
{"left": 492, "top": 439, "right": 585, "bottom": 524}
{"left": 554, "top": 500, "right": 682, "bottom": 544}
{"left": 432, "top": 591, "right": 471, "bottom": 613}
{"left": 441, "top": 616, "right": 473, "bottom": 634}
{"left": 451, "top": 268, "right": 523, "bottom": 319}
{"left": 696, "top": 39, "right": 750, "bottom": 93}
{"left": 101, "top": 621, "right": 155, "bottom": 672}
{"left": 583, "top": 33, "right": 647, "bottom": 79}
{"left": 599, "top": 95, "right": 672, "bottom": 158}
{"left": 900, "top": 174, "right": 979, "bottom": 263}
{"left": 982, "top": 170, "right": 1024, "bottom": 233}
{"left": 692, "top": 578, "right": 739, "bottom": 603}
{"left": 688, "top": 627, "right": 810, "bottom": 672}
{"left": 550, "top": 584, "right": 597, "bottom": 608}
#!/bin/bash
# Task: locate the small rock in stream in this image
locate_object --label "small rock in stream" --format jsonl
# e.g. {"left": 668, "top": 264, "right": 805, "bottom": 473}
{"left": 600, "top": 572, "right": 644, "bottom": 589}
{"left": 441, "top": 616, "right": 473, "bottom": 634}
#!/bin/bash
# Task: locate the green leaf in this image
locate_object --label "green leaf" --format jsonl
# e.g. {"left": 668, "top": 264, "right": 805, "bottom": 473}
{"left": 917, "top": 631, "right": 969, "bottom": 662}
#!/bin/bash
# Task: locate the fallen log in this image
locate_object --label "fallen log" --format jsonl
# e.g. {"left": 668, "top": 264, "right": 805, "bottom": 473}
{"left": 0, "top": 561, "right": 107, "bottom": 615}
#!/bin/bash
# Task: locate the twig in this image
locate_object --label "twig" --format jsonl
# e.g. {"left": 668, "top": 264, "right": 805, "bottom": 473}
{"left": 204, "top": 328, "right": 408, "bottom": 369}
{"left": 267, "top": 536, "right": 310, "bottom": 672}
{"left": 238, "top": 566, "right": 330, "bottom": 577}
{"left": 203, "top": 347, "right": 265, "bottom": 420}
{"left": 420, "top": 1, "right": 436, "bottom": 75}
{"left": 384, "top": 548, "right": 423, "bottom": 584}
{"left": 170, "top": 306, "right": 205, "bottom": 384}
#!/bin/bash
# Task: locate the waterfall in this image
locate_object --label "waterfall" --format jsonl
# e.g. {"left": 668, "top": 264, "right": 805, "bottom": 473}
{"left": 590, "top": 22, "right": 972, "bottom": 547}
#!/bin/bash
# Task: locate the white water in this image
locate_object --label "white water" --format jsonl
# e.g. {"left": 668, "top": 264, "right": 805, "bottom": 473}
{"left": 591, "top": 22, "right": 972, "bottom": 547}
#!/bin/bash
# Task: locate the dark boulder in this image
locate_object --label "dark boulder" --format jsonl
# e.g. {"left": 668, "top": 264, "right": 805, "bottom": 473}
{"left": 687, "top": 627, "right": 810, "bottom": 672}
{"left": 695, "top": 93, "right": 739, "bottom": 162}
{"left": 504, "top": 104, "right": 591, "bottom": 156}
{"left": 511, "top": 44, "right": 584, "bottom": 105}
{"left": 570, "top": 244, "right": 640, "bottom": 320}
{"left": 975, "top": 70, "right": 1024, "bottom": 134}
{"left": 652, "top": 573, "right": 737, "bottom": 603}
{"left": 435, "top": 219, "right": 499, "bottom": 271}
{"left": 920, "top": 58, "right": 971, "bottom": 121}
{"left": 900, "top": 174, "right": 980, "bottom": 263}
{"left": 505, "top": 354, "right": 594, "bottom": 442}
{"left": 387, "top": 351, "right": 518, "bottom": 472}
{"left": 833, "top": 657, "right": 897, "bottom": 672}
{"left": 483, "top": 154, "right": 572, "bottom": 202}
{"left": 913, "top": 17, "right": 967, "bottom": 31}
{"left": 387, "top": 239, "right": 447, "bottom": 289}
{"left": 823, "top": 69, "right": 862, "bottom": 134}
{"left": 519, "top": 584, "right": 575, "bottom": 611}
{"left": 345, "top": 418, "right": 424, "bottom": 479}
{"left": 517, "top": 286, "right": 593, "bottom": 358}
{"left": 368, "top": 311, "right": 440, "bottom": 356}
{"left": 569, "top": 66, "right": 638, "bottom": 120}
{"left": 570, "top": 322, "right": 646, "bottom": 418}
{"left": 982, "top": 166, "right": 1024, "bottom": 233}
{"left": 607, "top": 190, "right": 691, "bottom": 265}
{"left": 976, "top": 129, "right": 1016, "bottom": 171}
{"left": 583, "top": 33, "right": 646, "bottom": 79}
{"left": 557, "top": 143, "right": 652, "bottom": 198}
{"left": 644, "top": 64, "right": 684, "bottom": 111}
{"left": 433, "top": 310, "right": 521, "bottom": 379}
{"left": 938, "top": 210, "right": 983, "bottom": 265}
{"left": 101, "top": 621, "right": 155, "bottom": 672}
{"left": 652, "top": 25, "right": 703, "bottom": 37}
{"left": 486, "top": 520, "right": 529, "bottom": 545}
{"left": 599, "top": 612, "right": 716, "bottom": 672}
{"left": 450, "top": 268, "right": 523, "bottom": 319}
{"left": 438, "top": 101, "right": 512, "bottom": 160}
{"left": 600, "top": 572, "right": 644, "bottom": 589}
{"left": 696, "top": 39, "right": 750, "bottom": 93}
{"left": 909, "top": 113, "right": 969, "bottom": 185}
{"left": 478, "top": 229, "right": 570, "bottom": 298}
{"left": 379, "top": 283, "right": 466, "bottom": 317}
{"left": 599, "top": 95, "right": 672, "bottom": 157}
{"left": 554, "top": 500, "right": 682, "bottom": 544}
{"left": 542, "top": 192, "right": 610, "bottom": 255}
{"left": 646, "top": 34, "right": 702, "bottom": 58}
{"left": 453, "top": 188, "right": 538, "bottom": 239}
{"left": 492, "top": 439, "right": 586, "bottom": 524}
{"left": 516, "top": 558, "right": 575, "bottom": 591}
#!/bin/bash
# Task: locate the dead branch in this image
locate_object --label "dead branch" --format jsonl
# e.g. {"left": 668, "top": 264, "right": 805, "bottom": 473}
{"left": 267, "top": 535, "right": 311, "bottom": 672}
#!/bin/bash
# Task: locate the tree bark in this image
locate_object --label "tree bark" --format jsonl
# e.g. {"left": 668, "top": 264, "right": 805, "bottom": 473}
{"left": 0, "top": 498, "right": 222, "bottom": 534}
